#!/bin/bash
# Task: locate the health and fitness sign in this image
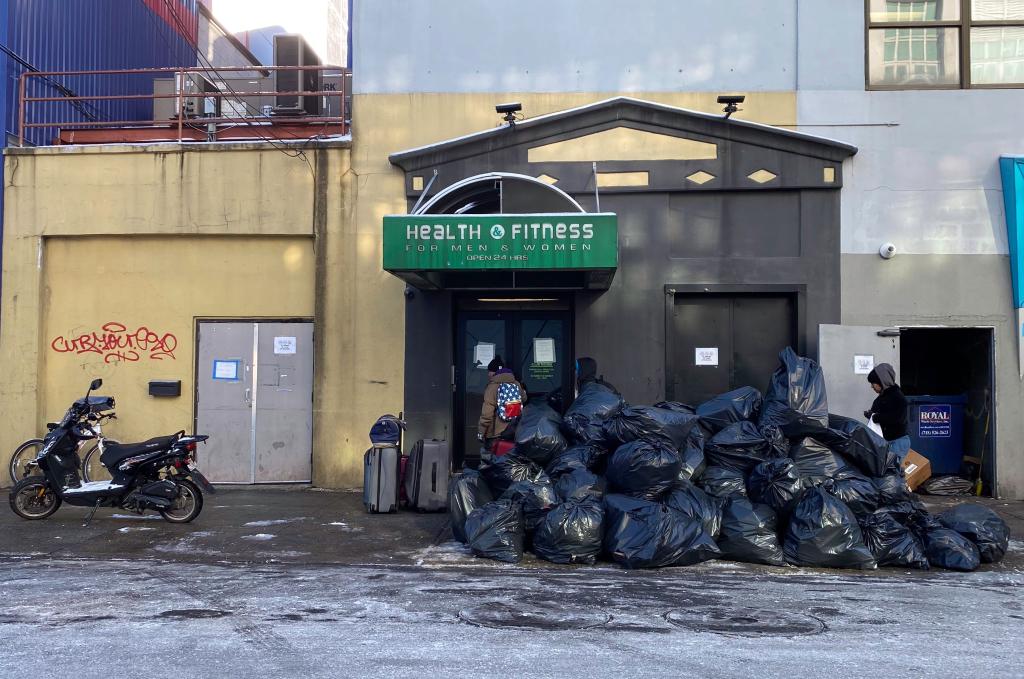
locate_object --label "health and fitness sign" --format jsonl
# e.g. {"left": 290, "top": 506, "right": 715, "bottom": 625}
{"left": 383, "top": 214, "right": 617, "bottom": 271}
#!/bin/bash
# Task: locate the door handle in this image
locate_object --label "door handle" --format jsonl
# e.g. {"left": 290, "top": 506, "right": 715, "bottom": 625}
{"left": 244, "top": 388, "right": 251, "bottom": 405}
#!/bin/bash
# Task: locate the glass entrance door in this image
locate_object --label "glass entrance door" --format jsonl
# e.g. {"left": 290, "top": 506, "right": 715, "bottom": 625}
{"left": 454, "top": 309, "right": 571, "bottom": 468}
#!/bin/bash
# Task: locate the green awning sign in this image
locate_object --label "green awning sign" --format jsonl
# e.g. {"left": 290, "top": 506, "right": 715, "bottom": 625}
{"left": 383, "top": 213, "right": 617, "bottom": 271}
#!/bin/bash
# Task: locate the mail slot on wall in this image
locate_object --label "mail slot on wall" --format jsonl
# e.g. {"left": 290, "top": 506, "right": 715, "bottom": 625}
{"left": 149, "top": 380, "right": 181, "bottom": 397}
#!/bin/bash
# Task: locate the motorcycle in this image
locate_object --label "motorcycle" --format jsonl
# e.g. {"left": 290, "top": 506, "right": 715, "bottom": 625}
{"left": 8, "top": 379, "right": 215, "bottom": 524}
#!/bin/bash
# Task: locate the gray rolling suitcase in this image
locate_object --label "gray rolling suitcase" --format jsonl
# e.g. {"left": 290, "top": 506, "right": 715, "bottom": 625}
{"left": 404, "top": 439, "right": 451, "bottom": 512}
{"left": 364, "top": 445, "right": 400, "bottom": 513}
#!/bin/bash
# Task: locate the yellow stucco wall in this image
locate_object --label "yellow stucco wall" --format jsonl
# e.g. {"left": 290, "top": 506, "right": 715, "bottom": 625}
{"left": 0, "top": 141, "right": 407, "bottom": 488}
{"left": 40, "top": 235, "right": 314, "bottom": 445}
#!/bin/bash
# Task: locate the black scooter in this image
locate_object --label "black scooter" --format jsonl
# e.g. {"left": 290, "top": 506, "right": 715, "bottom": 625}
{"left": 8, "top": 379, "right": 215, "bottom": 524}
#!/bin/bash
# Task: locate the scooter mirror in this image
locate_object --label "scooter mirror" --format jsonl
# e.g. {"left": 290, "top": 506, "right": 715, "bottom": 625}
{"left": 89, "top": 378, "right": 103, "bottom": 391}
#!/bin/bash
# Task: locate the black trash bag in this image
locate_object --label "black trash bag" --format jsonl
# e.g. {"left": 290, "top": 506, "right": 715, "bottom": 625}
{"left": 695, "top": 387, "right": 763, "bottom": 435}
{"left": 603, "top": 494, "right": 720, "bottom": 569}
{"left": 875, "top": 499, "right": 927, "bottom": 526}
{"left": 554, "top": 468, "right": 607, "bottom": 502}
{"left": 500, "top": 479, "right": 558, "bottom": 535}
{"left": 747, "top": 458, "right": 803, "bottom": 515}
{"left": 858, "top": 511, "right": 929, "bottom": 569}
{"left": 653, "top": 401, "right": 696, "bottom": 415}
{"left": 790, "top": 437, "right": 856, "bottom": 484}
{"left": 783, "top": 487, "right": 876, "bottom": 569}
{"left": 602, "top": 405, "right": 699, "bottom": 450}
{"left": 664, "top": 479, "right": 724, "bottom": 538}
{"left": 938, "top": 504, "right": 1010, "bottom": 564}
{"left": 514, "top": 403, "right": 568, "bottom": 466}
{"left": 606, "top": 440, "right": 682, "bottom": 501}
{"left": 464, "top": 499, "right": 526, "bottom": 563}
{"left": 920, "top": 476, "right": 975, "bottom": 496}
{"left": 678, "top": 426, "right": 707, "bottom": 482}
{"left": 909, "top": 514, "right": 981, "bottom": 572}
{"left": 874, "top": 472, "right": 912, "bottom": 507}
{"left": 759, "top": 347, "right": 829, "bottom": 429}
{"left": 479, "top": 453, "right": 546, "bottom": 497}
{"left": 824, "top": 414, "right": 890, "bottom": 479}
{"left": 698, "top": 465, "right": 748, "bottom": 499}
{"left": 546, "top": 444, "right": 606, "bottom": 478}
{"left": 825, "top": 475, "right": 880, "bottom": 517}
{"left": 533, "top": 497, "right": 605, "bottom": 565}
{"left": 448, "top": 469, "right": 494, "bottom": 544}
{"left": 717, "top": 498, "right": 787, "bottom": 566}
{"left": 705, "top": 421, "right": 775, "bottom": 473}
{"left": 562, "top": 382, "right": 624, "bottom": 444}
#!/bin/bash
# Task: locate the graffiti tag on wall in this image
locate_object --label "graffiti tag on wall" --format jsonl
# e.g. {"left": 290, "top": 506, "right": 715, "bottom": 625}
{"left": 51, "top": 322, "right": 178, "bottom": 363}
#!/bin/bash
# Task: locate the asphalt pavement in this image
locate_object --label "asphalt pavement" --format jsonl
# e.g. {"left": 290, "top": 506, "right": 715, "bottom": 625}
{"left": 1, "top": 487, "right": 1022, "bottom": 678}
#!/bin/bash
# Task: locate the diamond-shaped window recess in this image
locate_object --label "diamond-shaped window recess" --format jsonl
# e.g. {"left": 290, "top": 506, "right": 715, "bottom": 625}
{"left": 748, "top": 169, "right": 778, "bottom": 184}
{"left": 536, "top": 174, "right": 559, "bottom": 185}
{"left": 686, "top": 170, "right": 715, "bottom": 185}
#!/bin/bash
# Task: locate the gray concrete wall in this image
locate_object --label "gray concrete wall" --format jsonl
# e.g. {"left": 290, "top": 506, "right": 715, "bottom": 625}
{"left": 354, "top": 0, "right": 797, "bottom": 94}
{"left": 842, "top": 254, "right": 1024, "bottom": 499}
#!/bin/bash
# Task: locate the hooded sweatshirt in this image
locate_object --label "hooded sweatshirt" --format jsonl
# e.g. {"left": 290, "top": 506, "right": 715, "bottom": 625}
{"left": 867, "top": 363, "right": 908, "bottom": 441}
{"left": 478, "top": 369, "right": 527, "bottom": 440}
{"left": 575, "top": 357, "right": 619, "bottom": 396}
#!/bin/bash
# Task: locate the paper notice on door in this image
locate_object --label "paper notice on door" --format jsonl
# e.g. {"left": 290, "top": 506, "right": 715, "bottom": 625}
{"left": 274, "top": 336, "right": 297, "bottom": 355}
{"left": 534, "top": 337, "right": 556, "bottom": 364}
{"left": 212, "top": 359, "right": 239, "bottom": 381}
{"left": 854, "top": 354, "right": 874, "bottom": 375}
{"left": 695, "top": 348, "right": 719, "bottom": 366}
{"left": 474, "top": 342, "right": 495, "bottom": 368}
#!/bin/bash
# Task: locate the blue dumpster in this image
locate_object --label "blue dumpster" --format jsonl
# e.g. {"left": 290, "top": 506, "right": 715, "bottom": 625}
{"left": 906, "top": 394, "right": 967, "bottom": 475}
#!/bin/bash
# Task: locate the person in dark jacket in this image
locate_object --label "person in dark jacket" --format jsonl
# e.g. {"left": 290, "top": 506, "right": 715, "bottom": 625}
{"left": 574, "top": 356, "right": 619, "bottom": 396}
{"left": 865, "top": 363, "right": 911, "bottom": 462}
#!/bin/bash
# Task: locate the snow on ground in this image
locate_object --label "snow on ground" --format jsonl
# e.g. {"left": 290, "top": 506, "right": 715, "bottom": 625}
{"left": 118, "top": 527, "right": 156, "bottom": 533}
{"left": 0, "top": 556, "right": 1020, "bottom": 679}
{"left": 323, "top": 522, "right": 363, "bottom": 532}
{"left": 243, "top": 517, "right": 311, "bottom": 527}
{"left": 241, "top": 534, "right": 275, "bottom": 541}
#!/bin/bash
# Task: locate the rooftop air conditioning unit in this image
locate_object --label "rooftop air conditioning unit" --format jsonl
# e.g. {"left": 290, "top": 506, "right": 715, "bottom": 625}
{"left": 273, "top": 34, "right": 321, "bottom": 116}
{"left": 176, "top": 73, "right": 221, "bottom": 118}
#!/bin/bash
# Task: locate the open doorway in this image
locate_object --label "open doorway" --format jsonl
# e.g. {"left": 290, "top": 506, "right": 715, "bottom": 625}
{"left": 899, "top": 328, "right": 995, "bottom": 496}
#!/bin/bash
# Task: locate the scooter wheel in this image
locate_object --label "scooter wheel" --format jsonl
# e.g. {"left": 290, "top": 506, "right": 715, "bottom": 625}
{"left": 159, "top": 479, "right": 203, "bottom": 523}
{"left": 9, "top": 476, "right": 61, "bottom": 520}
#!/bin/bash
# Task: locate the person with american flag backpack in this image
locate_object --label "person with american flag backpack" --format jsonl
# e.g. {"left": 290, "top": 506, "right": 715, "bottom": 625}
{"left": 477, "top": 356, "right": 527, "bottom": 453}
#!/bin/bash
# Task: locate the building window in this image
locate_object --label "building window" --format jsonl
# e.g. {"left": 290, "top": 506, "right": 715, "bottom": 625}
{"left": 866, "top": 0, "right": 1024, "bottom": 88}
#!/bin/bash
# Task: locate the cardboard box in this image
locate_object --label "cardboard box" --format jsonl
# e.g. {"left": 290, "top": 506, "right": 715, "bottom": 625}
{"left": 902, "top": 450, "right": 932, "bottom": 492}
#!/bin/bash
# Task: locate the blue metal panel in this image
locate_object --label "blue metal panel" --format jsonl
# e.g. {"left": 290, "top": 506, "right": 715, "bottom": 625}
{"left": 4, "top": 0, "right": 199, "bottom": 145}
{"left": 1000, "top": 156, "right": 1024, "bottom": 310}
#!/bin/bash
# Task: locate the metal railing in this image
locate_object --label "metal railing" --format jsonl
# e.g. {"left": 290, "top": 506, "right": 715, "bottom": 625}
{"left": 18, "top": 65, "right": 350, "bottom": 146}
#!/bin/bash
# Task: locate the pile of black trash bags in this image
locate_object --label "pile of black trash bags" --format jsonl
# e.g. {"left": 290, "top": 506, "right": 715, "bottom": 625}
{"left": 449, "top": 348, "right": 1011, "bottom": 572}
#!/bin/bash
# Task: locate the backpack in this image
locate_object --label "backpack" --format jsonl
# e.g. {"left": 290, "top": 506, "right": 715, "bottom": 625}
{"left": 369, "top": 414, "right": 405, "bottom": 446}
{"left": 496, "top": 382, "right": 523, "bottom": 422}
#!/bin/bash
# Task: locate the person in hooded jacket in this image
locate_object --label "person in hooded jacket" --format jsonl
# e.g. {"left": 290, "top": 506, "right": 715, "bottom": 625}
{"left": 865, "top": 363, "right": 911, "bottom": 462}
{"left": 574, "top": 356, "right": 619, "bottom": 397}
{"left": 477, "top": 356, "right": 527, "bottom": 449}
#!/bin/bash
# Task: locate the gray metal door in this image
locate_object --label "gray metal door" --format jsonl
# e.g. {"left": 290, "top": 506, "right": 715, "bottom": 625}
{"left": 669, "top": 293, "right": 796, "bottom": 405}
{"left": 196, "top": 321, "right": 313, "bottom": 483}
{"left": 254, "top": 323, "right": 314, "bottom": 482}
{"left": 818, "top": 325, "right": 900, "bottom": 421}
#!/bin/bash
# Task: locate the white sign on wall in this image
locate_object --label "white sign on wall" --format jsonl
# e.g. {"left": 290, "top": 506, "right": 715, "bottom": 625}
{"left": 695, "top": 347, "right": 719, "bottom": 366}
{"left": 274, "top": 336, "right": 297, "bottom": 355}
{"left": 854, "top": 354, "right": 874, "bottom": 375}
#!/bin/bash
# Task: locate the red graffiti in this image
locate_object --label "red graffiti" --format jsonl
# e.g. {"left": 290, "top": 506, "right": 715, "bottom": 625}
{"left": 51, "top": 322, "right": 178, "bottom": 364}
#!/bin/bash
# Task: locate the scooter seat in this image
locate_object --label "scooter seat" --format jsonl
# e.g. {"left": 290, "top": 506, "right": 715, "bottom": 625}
{"left": 100, "top": 435, "right": 180, "bottom": 467}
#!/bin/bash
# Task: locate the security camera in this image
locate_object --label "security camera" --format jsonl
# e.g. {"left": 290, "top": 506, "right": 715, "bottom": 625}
{"left": 717, "top": 94, "right": 745, "bottom": 118}
{"left": 879, "top": 243, "right": 897, "bottom": 259}
{"left": 495, "top": 102, "right": 522, "bottom": 115}
{"left": 404, "top": 286, "right": 416, "bottom": 300}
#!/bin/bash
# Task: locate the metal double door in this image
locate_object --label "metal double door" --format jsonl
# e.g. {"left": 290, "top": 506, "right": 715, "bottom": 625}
{"left": 196, "top": 321, "right": 313, "bottom": 483}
